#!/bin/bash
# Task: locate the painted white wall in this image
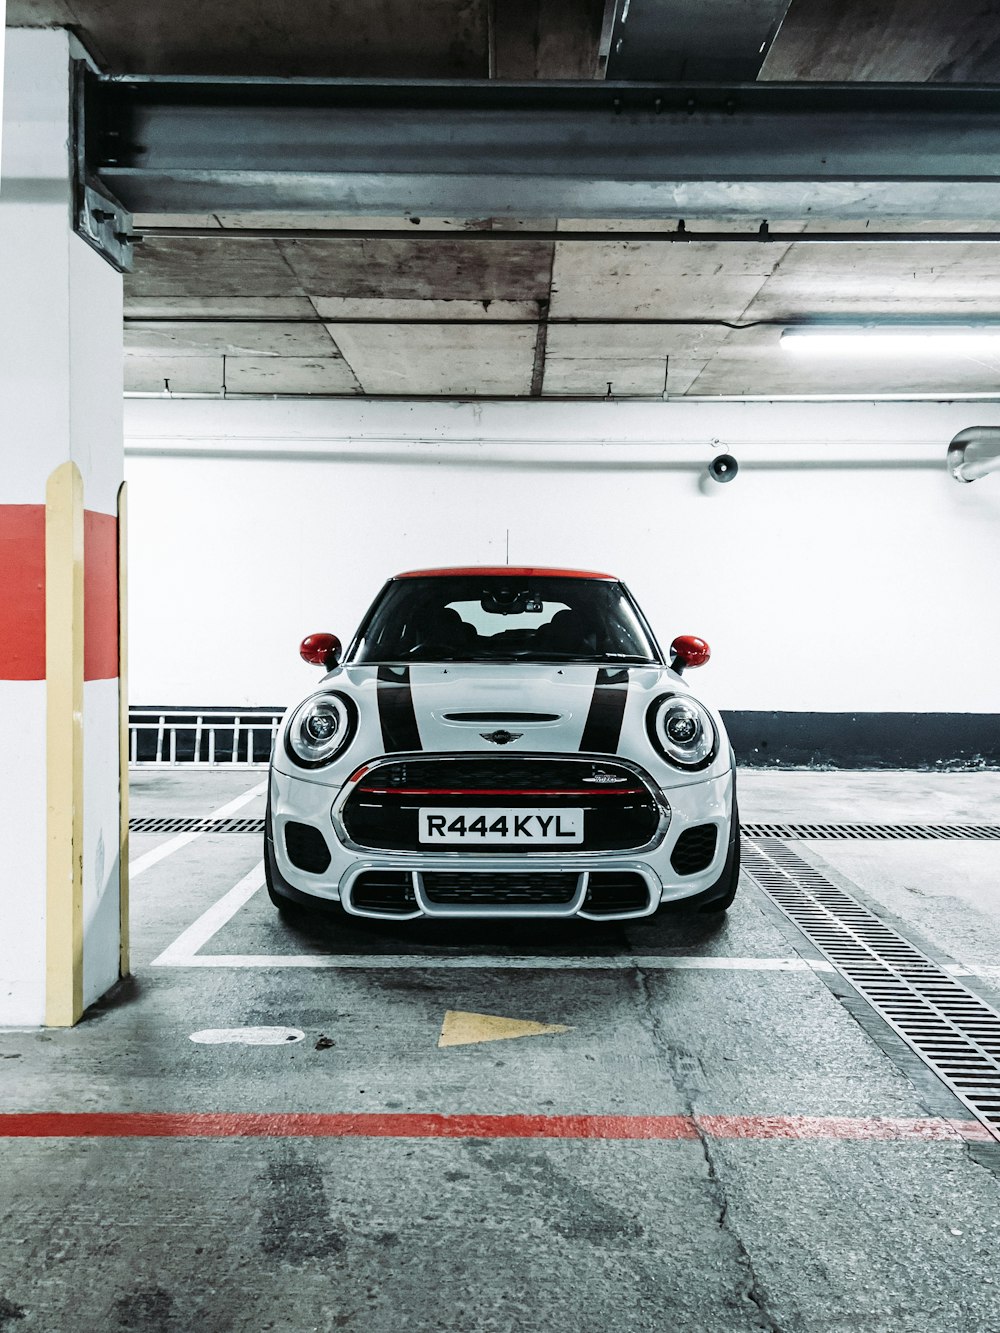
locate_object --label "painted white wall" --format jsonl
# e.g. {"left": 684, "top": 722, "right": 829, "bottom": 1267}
{"left": 124, "top": 398, "right": 1000, "bottom": 714}
{"left": 1, "top": 30, "right": 123, "bottom": 1024}
{"left": 0, "top": 682, "right": 47, "bottom": 1024}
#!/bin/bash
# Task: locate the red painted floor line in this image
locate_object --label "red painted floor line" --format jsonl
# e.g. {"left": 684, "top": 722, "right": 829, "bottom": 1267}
{"left": 0, "top": 1112, "right": 993, "bottom": 1142}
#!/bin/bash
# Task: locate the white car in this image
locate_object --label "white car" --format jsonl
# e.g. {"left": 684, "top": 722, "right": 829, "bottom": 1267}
{"left": 266, "top": 566, "right": 739, "bottom": 921}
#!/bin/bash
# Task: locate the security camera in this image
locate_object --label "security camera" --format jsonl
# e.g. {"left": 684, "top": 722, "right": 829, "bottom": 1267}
{"left": 707, "top": 453, "right": 739, "bottom": 483}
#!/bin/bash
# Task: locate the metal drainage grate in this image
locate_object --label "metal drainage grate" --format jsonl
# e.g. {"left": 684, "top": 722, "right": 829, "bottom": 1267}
{"left": 741, "top": 822, "right": 1000, "bottom": 841}
{"left": 127, "top": 819, "right": 1000, "bottom": 840}
{"left": 129, "top": 817, "right": 265, "bottom": 834}
{"left": 743, "top": 837, "right": 1000, "bottom": 1142}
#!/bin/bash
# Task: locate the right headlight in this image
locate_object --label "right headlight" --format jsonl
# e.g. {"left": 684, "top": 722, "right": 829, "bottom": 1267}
{"left": 284, "top": 691, "right": 358, "bottom": 769}
{"left": 646, "top": 693, "right": 718, "bottom": 771}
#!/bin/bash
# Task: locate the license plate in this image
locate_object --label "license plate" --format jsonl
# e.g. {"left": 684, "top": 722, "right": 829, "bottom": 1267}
{"left": 418, "top": 808, "right": 584, "bottom": 845}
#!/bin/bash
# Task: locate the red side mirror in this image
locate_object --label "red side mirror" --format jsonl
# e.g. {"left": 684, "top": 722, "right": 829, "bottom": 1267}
{"left": 300, "top": 633, "right": 342, "bottom": 669}
{"left": 670, "top": 635, "right": 711, "bottom": 674}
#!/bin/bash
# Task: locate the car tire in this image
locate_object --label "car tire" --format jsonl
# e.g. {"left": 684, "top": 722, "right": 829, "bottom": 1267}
{"left": 263, "top": 797, "right": 310, "bottom": 920}
{"left": 697, "top": 799, "right": 741, "bottom": 914}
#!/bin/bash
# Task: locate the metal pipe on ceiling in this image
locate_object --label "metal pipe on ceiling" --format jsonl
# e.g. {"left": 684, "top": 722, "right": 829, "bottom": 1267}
{"left": 948, "top": 427, "right": 1000, "bottom": 481}
{"left": 132, "top": 226, "right": 1000, "bottom": 244}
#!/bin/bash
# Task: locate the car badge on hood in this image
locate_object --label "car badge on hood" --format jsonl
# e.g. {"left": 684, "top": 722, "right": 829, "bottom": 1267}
{"left": 583, "top": 773, "right": 628, "bottom": 783}
{"left": 481, "top": 729, "right": 523, "bottom": 746}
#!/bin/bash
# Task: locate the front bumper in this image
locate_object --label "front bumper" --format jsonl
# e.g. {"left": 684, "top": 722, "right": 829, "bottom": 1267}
{"left": 267, "top": 759, "right": 735, "bottom": 921}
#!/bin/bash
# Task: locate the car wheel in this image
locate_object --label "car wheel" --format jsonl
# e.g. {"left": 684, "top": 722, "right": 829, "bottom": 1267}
{"left": 264, "top": 798, "right": 309, "bottom": 920}
{"left": 698, "top": 802, "right": 741, "bottom": 914}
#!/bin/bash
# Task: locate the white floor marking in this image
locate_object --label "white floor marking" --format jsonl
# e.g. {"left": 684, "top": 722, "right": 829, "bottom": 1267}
{"left": 156, "top": 947, "right": 836, "bottom": 974}
{"left": 151, "top": 859, "right": 843, "bottom": 972}
{"left": 945, "top": 964, "right": 1000, "bottom": 980}
{"left": 151, "top": 863, "right": 266, "bottom": 966}
{"left": 129, "top": 780, "right": 268, "bottom": 879}
{"left": 189, "top": 1027, "right": 304, "bottom": 1045}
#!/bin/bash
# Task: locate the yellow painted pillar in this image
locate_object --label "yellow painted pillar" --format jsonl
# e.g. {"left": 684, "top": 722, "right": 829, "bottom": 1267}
{"left": 118, "top": 482, "right": 130, "bottom": 979}
{"left": 45, "top": 462, "right": 85, "bottom": 1027}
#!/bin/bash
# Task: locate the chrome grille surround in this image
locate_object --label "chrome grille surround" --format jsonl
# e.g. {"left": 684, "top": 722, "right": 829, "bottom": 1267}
{"left": 332, "top": 752, "right": 670, "bottom": 858}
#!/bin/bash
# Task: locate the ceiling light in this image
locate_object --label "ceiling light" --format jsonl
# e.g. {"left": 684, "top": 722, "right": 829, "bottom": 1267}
{"left": 780, "top": 327, "right": 1000, "bottom": 357}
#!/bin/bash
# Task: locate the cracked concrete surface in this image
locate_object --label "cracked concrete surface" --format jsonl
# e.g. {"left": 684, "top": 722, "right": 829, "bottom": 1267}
{"left": 2, "top": 770, "right": 1000, "bottom": 1330}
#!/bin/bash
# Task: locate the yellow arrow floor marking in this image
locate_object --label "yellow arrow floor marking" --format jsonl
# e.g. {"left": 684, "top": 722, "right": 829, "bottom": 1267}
{"left": 438, "top": 1010, "right": 570, "bottom": 1048}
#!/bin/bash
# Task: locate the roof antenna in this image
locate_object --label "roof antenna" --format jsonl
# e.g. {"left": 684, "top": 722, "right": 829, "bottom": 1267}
{"left": 505, "top": 529, "right": 510, "bottom": 564}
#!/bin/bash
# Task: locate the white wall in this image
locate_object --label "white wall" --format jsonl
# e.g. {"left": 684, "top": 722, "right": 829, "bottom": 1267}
{"left": 124, "top": 398, "right": 1000, "bottom": 713}
{"left": 1, "top": 29, "right": 124, "bottom": 1023}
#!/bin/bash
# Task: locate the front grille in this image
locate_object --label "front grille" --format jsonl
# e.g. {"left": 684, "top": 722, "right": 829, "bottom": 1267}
{"left": 284, "top": 821, "right": 331, "bottom": 874}
{"left": 670, "top": 824, "right": 718, "bottom": 875}
{"left": 343, "top": 757, "right": 660, "bottom": 854}
{"left": 421, "top": 871, "right": 579, "bottom": 905}
{"left": 583, "top": 872, "right": 651, "bottom": 915}
{"left": 351, "top": 871, "right": 417, "bottom": 915}
{"left": 357, "top": 757, "right": 647, "bottom": 793}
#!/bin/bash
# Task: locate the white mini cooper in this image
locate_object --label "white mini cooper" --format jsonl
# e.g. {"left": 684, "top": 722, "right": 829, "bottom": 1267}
{"left": 266, "top": 567, "right": 738, "bottom": 921}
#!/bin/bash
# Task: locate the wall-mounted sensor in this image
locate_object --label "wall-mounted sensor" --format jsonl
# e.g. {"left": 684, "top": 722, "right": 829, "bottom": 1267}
{"left": 708, "top": 454, "right": 739, "bottom": 483}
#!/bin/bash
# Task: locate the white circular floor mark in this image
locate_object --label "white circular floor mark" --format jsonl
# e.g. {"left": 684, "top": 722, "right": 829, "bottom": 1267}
{"left": 189, "top": 1027, "right": 305, "bottom": 1045}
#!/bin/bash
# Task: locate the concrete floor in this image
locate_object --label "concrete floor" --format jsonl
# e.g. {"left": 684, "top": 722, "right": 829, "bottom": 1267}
{"left": 2, "top": 769, "right": 1000, "bottom": 1332}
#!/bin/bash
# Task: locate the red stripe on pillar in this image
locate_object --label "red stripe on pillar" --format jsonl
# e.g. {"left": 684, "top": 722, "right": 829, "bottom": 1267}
{"left": 84, "top": 510, "right": 119, "bottom": 682}
{"left": 0, "top": 505, "right": 46, "bottom": 680}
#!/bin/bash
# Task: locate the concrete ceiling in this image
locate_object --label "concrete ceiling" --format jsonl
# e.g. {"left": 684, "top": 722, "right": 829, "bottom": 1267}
{"left": 13, "top": 0, "right": 1000, "bottom": 398}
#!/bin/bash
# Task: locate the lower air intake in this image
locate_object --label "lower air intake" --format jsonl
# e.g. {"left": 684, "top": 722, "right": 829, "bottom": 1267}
{"left": 421, "top": 871, "right": 578, "bottom": 906}
{"left": 351, "top": 872, "right": 417, "bottom": 915}
{"left": 583, "top": 872, "right": 651, "bottom": 915}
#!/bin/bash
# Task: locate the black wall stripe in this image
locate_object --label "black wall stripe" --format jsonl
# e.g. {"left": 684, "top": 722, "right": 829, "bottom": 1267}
{"left": 723, "top": 711, "right": 1000, "bottom": 769}
{"left": 580, "top": 667, "right": 629, "bottom": 754}
{"left": 376, "top": 666, "right": 422, "bottom": 753}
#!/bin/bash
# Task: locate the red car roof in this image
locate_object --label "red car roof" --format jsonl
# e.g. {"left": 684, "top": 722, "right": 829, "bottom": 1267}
{"left": 394, "top": 566, "right": 619, "bottom": 580}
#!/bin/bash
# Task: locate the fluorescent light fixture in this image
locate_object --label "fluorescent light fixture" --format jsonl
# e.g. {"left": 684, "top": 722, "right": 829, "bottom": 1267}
{"left": 781, "top": 326, "right": 1000, "bottom": 357}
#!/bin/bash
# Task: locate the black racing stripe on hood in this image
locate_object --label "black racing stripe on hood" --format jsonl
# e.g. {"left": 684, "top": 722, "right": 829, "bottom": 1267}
{"left": 376, "top": 665, "right": 422, "bottom": 752}
{"left": 580, "top": 667, "right": 630, "bottom": 754}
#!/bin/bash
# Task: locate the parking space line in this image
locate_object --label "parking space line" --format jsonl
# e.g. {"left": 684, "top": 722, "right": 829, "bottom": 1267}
{"left": 129, "top": 781, "right": 267, "bottom": 880}
{"left": 0, "top": 1111, "right": 991, "bottom": 1142}
{"left": 945, "top": 964, "right": 1000, "bottom": 980}
{"left": 151, "top": 863, "right": 842, "bottom": 971}
{"left": 151, "top": 862, "right": 266, "bottom": 965}
{"left": 154, "top": 949, "right": 837, "bottom": 970}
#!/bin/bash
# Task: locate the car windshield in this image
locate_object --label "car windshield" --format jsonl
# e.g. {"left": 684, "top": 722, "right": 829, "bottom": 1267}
{"left": 350, "top": 576, "right": 661, "bottom": 665}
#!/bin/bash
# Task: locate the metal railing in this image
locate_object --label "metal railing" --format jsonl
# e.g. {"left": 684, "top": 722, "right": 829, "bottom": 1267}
{"left": 129, "top": 708, "right": 284, "bottom": 768}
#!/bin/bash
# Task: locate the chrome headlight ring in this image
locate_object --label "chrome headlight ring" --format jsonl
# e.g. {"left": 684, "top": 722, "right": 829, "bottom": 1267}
{"left": 284, "top": 690, "right": 358, "bottom": 769}
{"left": 646, "top": 692, "right": 718, "bottom": 771}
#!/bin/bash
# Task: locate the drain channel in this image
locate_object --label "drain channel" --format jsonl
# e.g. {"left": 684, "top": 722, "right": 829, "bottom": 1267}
{"left": 743, "top": 837, "right": 1000, "bottom": 1142}
{"left": 741, "top": 822, "right": 1000, "bottom": 841}
{"left": 130, "top": 819, "right": 1000, "bottom": 839}
{"left": 129, "top": 817, "right": 265, "bottom": 834}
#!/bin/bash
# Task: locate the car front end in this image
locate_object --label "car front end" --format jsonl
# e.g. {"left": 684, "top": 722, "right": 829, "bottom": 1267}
{"left": 266, "top": 568, "right": 738, "bottom": 922}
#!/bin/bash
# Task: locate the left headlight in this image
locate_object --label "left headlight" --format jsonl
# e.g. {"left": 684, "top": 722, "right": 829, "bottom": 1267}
{"left": 284, "top": 691, "right": 358, "bottom": 769}
{"left": 646, "top": 693, "right": 718, "bottom": 771}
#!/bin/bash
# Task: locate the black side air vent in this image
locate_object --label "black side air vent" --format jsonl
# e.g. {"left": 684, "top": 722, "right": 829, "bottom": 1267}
{"left": 671, "top": 825, "right": 718, "bottom": 875}
{"left": 284, "top": 821, "right": 332, "bottom": 874}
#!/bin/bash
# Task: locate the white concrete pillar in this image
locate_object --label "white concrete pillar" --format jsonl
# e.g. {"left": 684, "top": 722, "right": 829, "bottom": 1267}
{"left": 0, "top": 29, "right": 125, "bottom": 1025}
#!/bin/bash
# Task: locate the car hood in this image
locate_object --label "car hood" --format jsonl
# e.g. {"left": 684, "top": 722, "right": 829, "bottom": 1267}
{"left": 329, "top": 660, "right": 685, "bottom": 756}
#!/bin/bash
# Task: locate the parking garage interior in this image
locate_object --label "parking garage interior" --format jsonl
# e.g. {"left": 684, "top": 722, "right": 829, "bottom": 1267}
{"left": 3, "top": 3, "right": 1000, "bottom": 1330}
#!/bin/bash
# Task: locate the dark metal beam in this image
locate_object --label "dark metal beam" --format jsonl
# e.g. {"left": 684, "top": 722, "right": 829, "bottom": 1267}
{"left": 84, "top": 74, "right": 1000, "bottom": 222}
